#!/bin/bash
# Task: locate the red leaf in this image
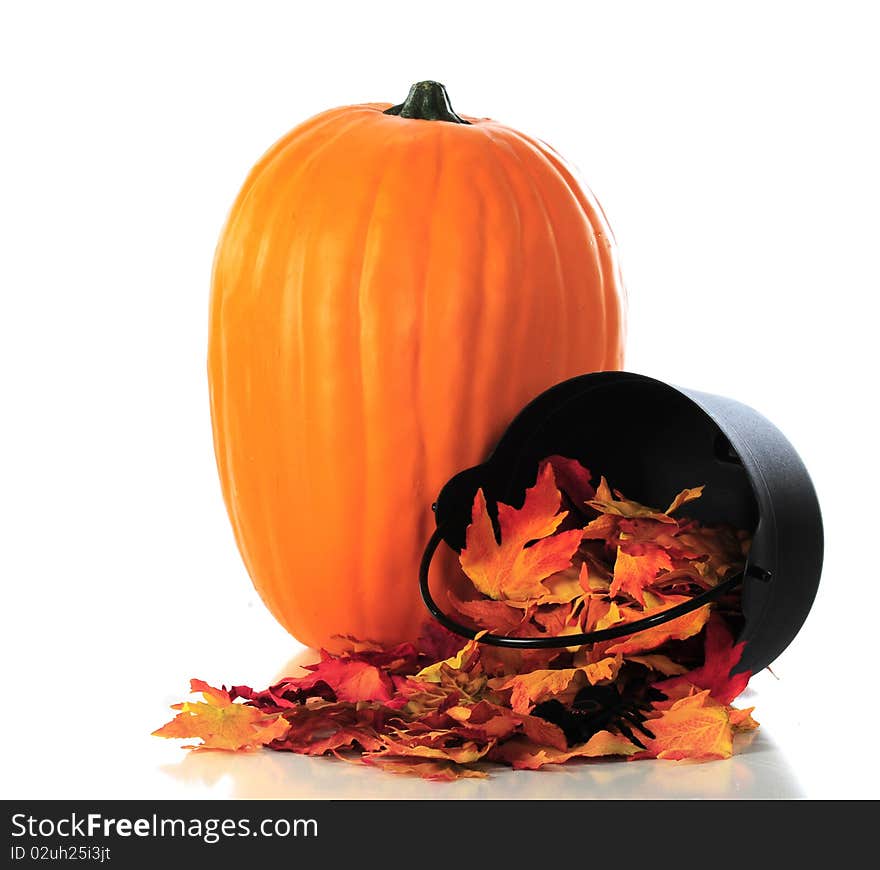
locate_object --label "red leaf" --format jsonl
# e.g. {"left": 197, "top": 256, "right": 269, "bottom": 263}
{"left": 539, "top": 455, "right": 595, "bottom": 505}
{"left": 416, "top": 622, "right": 464, "bottom": 663}
{"left": 656, "top": 618, "right": 751, "bottom": 704}
{"left": 290, "top": 653, "right": 395, "bottom": 703}
{"left": 449, "top": 589, "right": 527, "bottom": 633}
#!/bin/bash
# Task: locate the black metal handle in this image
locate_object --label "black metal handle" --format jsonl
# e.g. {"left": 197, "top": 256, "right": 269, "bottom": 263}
{"left": 419, "top": 525, "right": 747, "bottom": 649}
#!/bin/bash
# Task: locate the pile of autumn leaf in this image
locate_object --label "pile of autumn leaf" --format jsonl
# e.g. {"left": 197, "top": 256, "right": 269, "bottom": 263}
{"left": 156, "top": 456, "right": 758, "bottom": 780}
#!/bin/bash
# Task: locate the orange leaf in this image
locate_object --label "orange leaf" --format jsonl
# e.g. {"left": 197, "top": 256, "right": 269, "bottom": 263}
{"left": 493, "top": 657, "right": 621, "bottom": 714}
{"left": 641, "top": 691, "right": 733, "bottom": 760}
{"left": 728, "top": 706, "right": 760, "bottom": 732}
{"left": 625, "top": 654, "right": 689, "bottom": 676}
{"left": 445, "top": 701, "right": 521, "bottom": 741}
{"left": 519, "top": 714, "right": 570, "bottom": 751}
{"left": 363, "top": 757, "right": 487, "bottom": 781}
{"left": 606, "top": 596, "right": 711, "bottom": 655}
{"left": 492, "top": 730, "right": 639, "bottom": 769}
{"left": 494, "top": 668, "right": 587, "bottom": 714}
{"left": 449, "top": 589, "right": 527, "bottom": 633}
{"left": 153, "top": 679, "right": 289, "bottom": 751}
{"left": 460, "top": 464, "right": 582, "bottom": 601}
{"left": 609, "top": 546, "right": 673, "bottom": 605}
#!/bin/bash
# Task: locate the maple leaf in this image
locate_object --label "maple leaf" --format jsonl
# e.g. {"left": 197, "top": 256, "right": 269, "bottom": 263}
{"left": 583, "top": 655, "right": 623, "bottom": 684}
{"left": 414, "top": 637, "right": 481, "bottom": 683}
{"left": 449, "top": 589, "right": 526, "bottom": 633}
{"left": 329, "top": 638, "right": 422, "bottom": 674}
{"left": 539, "top": 455, "right": 595, "bottom": 506}
{"left": 490, "top": 729, "right": 640, "bottom": 769}
{"left": 444, "top": 701, "right": 522, "bottom": 741}
{"left": 596, "top": 601, "right": 624, "bottom": 631}
{"left": 363, "top": 756, "right": 487, "bottom": 781}
{"left": 609, "top": 545, "right": 673, "bottom": 605}
{"left": 616, "top": 518, "right": 691, "bottom": 556}
{"left": 606, "top": 596, "right": 711, "bottom": 655}
{"left": 532, "top": 564, "right": 587, "bottom": 604}
{"left": 640, "top": 690, "right": 733, "bottom": 761}
{"left": 279, "top": 720, "right": 385, "bottom": 756}
{"left": 377, "top": 735, "right": 493, "bottom": 765}
{"left": 494, "top": 668, "right": 588, "bottom": 714}
{"left": 331, "top": 636, "right": 384, "bottom": 654}
{"left": 157, "top": 455, "right": 756, "bottom": 780}
{"left": 655, "top": 618, "right": 751, "bottom": 704}
{"left": 153, "top": 679, "right": 289, "bottom": 751}
{"left": 529, "top": 601, "right": 580, "bottom": 638}
{"left": 416, "top": 621, "right": 464, "bottom": 663}
{"left": 625, "top": 654, "right": 689, "bottom": 676}
{"left": 588, "top": 478, "right": 704, "bottom": 523}
{"left": 228, "top": 679, "right": 322, "bottom": 713}
{"left": 460, "top": 463, "right": 583, "bottom": 601}
{"left": 493, "top": 657, "right": 622, "bottom": 714}
{"left": 520, "top": 714, "right": 570, "bottom": 751}
{"left": 479, "top": 643, "right": 565, "bottom": 679}
{"left": 289, "top": 652, "right": 395, "bottom": 703}
{"left": 665, "top": 486, "right": 706, "bottom": 514}
{"left": 671, "top": 524, "right": 750, "bottom": 579}
{"left": 410, "top": 700, "right": 569, "bottom": 755}
{"left": 395, "top": 678, "right": 459, "bottom": 718}
{"left": 266, "top": 700, "right": 389, "bottom": 756}
{"left": 728, "top": 706, "right": 760, "bottom": 732}
{"left": 582, "top": 512, "right": 623, "bottom": 544}
{"left": 581, "top": 594, "right": 616, "bottom": 633}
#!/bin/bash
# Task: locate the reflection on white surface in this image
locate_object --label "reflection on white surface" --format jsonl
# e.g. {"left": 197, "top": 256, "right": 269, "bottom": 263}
{"left": 160, "top": 730, "right": 802, "bottom": 800}
{"left": 158, "top": 652, "right": 805, "bottom": 800}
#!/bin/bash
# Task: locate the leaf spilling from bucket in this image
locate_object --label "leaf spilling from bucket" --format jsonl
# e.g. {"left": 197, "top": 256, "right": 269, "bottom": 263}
{"left": 155, "top": 458, "right": 757, "bottom": 779}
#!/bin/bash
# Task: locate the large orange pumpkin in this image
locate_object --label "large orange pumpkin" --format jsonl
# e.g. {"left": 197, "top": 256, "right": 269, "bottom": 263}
{"left": 208, "top": 82, "right": 625, "bottom": 650}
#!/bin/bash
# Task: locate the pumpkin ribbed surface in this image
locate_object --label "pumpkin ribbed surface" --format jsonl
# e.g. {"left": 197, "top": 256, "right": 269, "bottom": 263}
{"left": 209, "top": 95, "right": 625, "bottom": 649}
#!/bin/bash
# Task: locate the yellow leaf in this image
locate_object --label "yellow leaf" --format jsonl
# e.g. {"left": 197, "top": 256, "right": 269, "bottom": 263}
{"left": 153, "top": 679, "right": 289, "bottom": 751}
{"left": 596, "top": 601, "right": 623, "bottom": 631}
{"left": 583, "top": 655, "right": 623, "bottom": 685}
{"left": 493, "top": 656, "right": 621, "bottom": 714}
{"left": 413, "top": 636, "right": 483, "bottom": 683}
{"left": 606, "top": 596, "right": 711, "bottom": 655}
{"left": 378, "top": 736, "right": 492, "bottom": 764}
{"left": 642, "top": 690, "right": 733, "bottom": 760}
{"left": 665, "top": 486, "right": 705, "bottom": 514}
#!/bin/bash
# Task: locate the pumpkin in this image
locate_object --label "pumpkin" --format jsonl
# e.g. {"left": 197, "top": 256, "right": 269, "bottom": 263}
{"left": 208, "top": 81, "right": 626, "bottom": 650}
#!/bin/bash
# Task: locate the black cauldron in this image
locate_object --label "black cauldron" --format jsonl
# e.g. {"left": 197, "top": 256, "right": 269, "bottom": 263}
{"left": 419, "top": 371, "right": 823, "bottom": 674}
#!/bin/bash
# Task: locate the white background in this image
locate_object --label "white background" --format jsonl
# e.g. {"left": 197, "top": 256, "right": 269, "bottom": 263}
{"left": 2, "top": 1, "right": 878, "bottom": 799}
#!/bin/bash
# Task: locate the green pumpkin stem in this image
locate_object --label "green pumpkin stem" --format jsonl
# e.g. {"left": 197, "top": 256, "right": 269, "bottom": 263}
{"left": 383, "top": 81, "right": 469, "bottom": 124}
